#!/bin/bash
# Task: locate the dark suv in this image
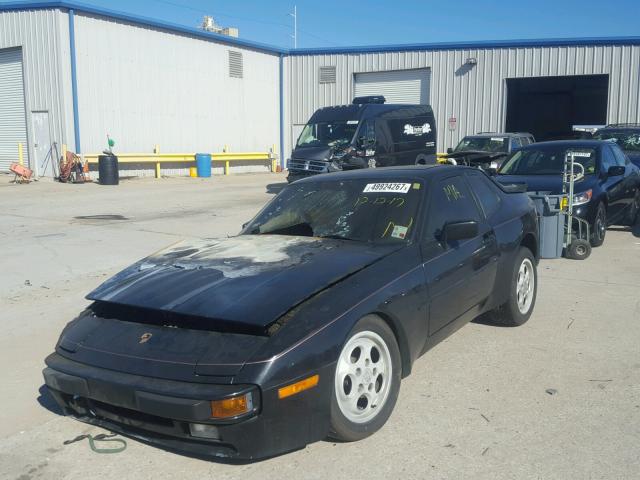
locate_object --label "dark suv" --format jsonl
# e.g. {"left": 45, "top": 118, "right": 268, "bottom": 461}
{"left": 444, "top": 132, "right": 535, "bottom": 170}
{"left": 593, "top": 124, "right": 640, "bottom": 168}
{"left": 287, "top": 96, "right": 437, "bottom": 182}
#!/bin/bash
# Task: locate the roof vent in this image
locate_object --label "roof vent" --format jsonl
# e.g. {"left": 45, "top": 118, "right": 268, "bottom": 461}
{"left": 352, "top": 95, "right": 386, "bottom": 105}
{"left": 319, "top": 66, "right": 336, "bottom": 84}
{"left": 229, "top": 51, "right": 243, "bottom": 78}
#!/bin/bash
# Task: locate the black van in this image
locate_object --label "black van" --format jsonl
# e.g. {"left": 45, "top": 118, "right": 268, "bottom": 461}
{"left": 287, "top": 96, "right": 437, "bottom": 182}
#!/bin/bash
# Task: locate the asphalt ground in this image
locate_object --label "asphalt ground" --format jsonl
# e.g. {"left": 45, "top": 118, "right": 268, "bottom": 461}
{"left": 1, "top": 173, "right": 639, "bottom": 480}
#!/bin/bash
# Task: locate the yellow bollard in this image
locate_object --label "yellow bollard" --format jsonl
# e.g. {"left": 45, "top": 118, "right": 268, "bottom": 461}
{"left": 18, "top": 142, "right": 23, "bottom": 165}
{"left": 224, "top": 160, "right": 230, "bottom": 175}
{"left": 62, "top": 144, "right": 67, "bottom": 164}
{"left": 155, "top": 162, "right": 161, "bottom": 178}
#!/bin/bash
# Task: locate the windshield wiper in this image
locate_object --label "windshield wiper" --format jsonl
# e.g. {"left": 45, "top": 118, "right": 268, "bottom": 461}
{"left": 317, "top": 234, "right": 359, "bottom": 242}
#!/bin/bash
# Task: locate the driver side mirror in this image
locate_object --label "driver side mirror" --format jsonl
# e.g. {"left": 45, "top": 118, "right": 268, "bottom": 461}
{"left": 441, "top": 220, "right": 479, "bottom": 243}
{"left": 607, "top": 165, "right": 625, "bottom": 177}
{"left": 446, "top": 147, "right": 454, "bottom": 154}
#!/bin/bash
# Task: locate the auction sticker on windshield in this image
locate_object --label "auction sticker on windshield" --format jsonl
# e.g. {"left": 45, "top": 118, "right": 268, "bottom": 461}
{"left": 363, "top": 183, "right": 411, "bottom": 193}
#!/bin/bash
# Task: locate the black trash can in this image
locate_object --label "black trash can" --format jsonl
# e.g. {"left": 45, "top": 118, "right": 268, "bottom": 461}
{"left": 98, "top": 155, "right": 119, "bottom": 185}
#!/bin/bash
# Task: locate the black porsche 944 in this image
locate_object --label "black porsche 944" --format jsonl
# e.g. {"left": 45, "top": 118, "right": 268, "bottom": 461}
{"left": 43, "top": 165, "right": 539, "bottom": 460}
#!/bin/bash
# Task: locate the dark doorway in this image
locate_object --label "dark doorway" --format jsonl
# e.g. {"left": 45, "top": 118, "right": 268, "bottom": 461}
{"left": 505, "top": 75, "right": 608, "bottom": 141}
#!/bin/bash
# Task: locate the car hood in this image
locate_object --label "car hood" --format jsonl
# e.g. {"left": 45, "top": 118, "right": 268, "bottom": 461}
{"left": 87, "top": 235, "right": 399, "bottom": 330}
{"left": 495, "top": 174, "right": 596, "bottom": 194}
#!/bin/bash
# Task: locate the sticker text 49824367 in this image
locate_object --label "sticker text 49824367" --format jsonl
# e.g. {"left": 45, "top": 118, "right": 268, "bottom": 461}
{"left": 363, "top": 183, "right": 411, "bottom": 194}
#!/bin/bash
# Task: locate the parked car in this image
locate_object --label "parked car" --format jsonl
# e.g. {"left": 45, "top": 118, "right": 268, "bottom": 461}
{"left": 593, "top": 124, "right": 640, "bottom": 168}
{"left": 496, "top": 140, "right": 640, "bottom": 247}
{"left": 43, "top": 166, "right": 539, "bottom": 460}
{"left": 444, "top": 132, "right": 535, "bottom": 170}
{"left": 287, "top": 96, "right": 437, "bottom": 182}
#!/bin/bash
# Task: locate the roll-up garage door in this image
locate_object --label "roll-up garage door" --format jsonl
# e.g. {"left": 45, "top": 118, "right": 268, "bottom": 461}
{"left": 0, "top": 48, "right": 28, "bottom": 171}
{"left": 354, "top": 69, "right": 431, "bottom": 105}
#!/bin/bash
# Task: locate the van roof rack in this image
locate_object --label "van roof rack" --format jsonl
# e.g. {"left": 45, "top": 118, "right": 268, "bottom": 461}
{"left": 352, "top": 95, "right": 386, "bottom": 105}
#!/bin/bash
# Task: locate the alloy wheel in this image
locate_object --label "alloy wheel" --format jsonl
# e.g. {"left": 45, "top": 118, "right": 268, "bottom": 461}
{"left": 516, "top": 258, "right": 535, "bottom": 314}
{"left": 334, "top": 331, "right": 393, "bottom": 424}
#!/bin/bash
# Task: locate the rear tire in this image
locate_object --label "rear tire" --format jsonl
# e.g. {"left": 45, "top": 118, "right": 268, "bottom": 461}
{"left": 486, "top": 247, "right": 537, "bottom": 327}
{"left": 590, "top": 203, "right": 607, "bottom": 247}
{"left": 329, "top": 315, "right": 401, "bottom": 442}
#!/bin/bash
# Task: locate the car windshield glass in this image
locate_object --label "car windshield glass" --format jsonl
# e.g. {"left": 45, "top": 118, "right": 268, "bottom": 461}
{"left": 593, "top": 131, "right": 640, "bottom": 152}
{"left": 499, "top": 147, "right": 597, "bottom": 175}
{"left": 296, "top": 121, "right": 359, "bottom": 148}
{"left": 244, "top": 179, "right": 423, "bottom": 244}
{"left": 454, "top": 136, "right": 509, "bottom": 153}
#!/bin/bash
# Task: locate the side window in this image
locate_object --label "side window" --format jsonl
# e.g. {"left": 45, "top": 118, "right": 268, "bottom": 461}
{"left": 611, "top": 145, "right": 628, "bottom": 166}
{"left": 511, "top": 137, "right": 522, "bottom": 149}
{"left": 357, "top": 120, "right": 376, "bottom": 147}
{"left": 601, "top": 146, "right": 617, "bottom": 172}
{"left": 465, "top": 171, "right": 501, "bottom": 217}
{"left": 425, "top": 176, "right": 481, "bottom": 244}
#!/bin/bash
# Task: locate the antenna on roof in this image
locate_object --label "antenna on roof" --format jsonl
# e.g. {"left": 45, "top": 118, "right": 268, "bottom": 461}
{"left": 289, "top": 6, "right": 297, "bottom": 48}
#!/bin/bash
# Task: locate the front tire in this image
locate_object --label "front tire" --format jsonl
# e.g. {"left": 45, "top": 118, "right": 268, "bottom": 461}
{"left": 329, "top": 315, "right": 401, "bottom": 442}
{"left": 486, "top": 247, "right": 537, "bottom": 327}
{"left": 590, "top": 202, "right": 607, "bottom": 247}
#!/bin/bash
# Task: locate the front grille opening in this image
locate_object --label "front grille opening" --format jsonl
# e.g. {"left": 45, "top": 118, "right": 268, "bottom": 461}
{"left": 90, "top": 301, "right": 269, "bottom": 336}
{"left": 90, "top": 399, "right": 175, "bottom": 428}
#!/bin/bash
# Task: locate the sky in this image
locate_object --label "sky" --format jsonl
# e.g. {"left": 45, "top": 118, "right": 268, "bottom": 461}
{"left": 2, "top": 0, "right": 639, "bottom": 48}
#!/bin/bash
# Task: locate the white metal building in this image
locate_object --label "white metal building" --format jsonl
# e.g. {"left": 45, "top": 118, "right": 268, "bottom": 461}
{"left": 1, "top": 1, "right": 639, "bottom": 175}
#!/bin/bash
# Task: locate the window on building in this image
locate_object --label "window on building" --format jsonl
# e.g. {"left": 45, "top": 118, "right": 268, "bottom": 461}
{"left": 319, "top": 66, "right": 336, "bottom": 84}
{"left": 229, "top": 51, "right": 243, "bottom": 78}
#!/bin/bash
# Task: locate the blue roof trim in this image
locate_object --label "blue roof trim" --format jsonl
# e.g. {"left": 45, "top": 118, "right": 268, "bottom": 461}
{"left": 290, "top": 36, "right": 640, "bottom": 55}
{"left": 0, "top": 1, "right": 287, "bottom": 54}
{"left": 1, "top": 1, "right": 639, "bottom": 55}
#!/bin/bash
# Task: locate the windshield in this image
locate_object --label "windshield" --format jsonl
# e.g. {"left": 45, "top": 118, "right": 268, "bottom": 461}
{"left": 244, "top": 179, "right": 423, "bottom": 244}
{"left": 455, "top": 136, "right": 509, "bottom": 153}
{"left": 499, "top": 147, "right": 597, "bottom": 175}
{"left": 500, "top": 148, "right": 597, "bottom": 175}
{"left": 593, "top": 131, "right": 640, "bottom": 152}
{"left": 296, "top": 121, "right": 359, "bottom": 148}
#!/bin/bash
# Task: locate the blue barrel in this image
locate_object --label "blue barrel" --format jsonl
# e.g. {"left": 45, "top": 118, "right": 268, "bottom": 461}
{"left": 195, "top": 153, "right": 212, "bottom": 177}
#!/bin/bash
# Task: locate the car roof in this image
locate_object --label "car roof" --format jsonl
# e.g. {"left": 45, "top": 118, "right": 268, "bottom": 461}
{"left": 466, "top": 132, "right": 531, "bottom": 138}
{"left": 598, "top": 123, "right": 640, "bottom": 131}
{"left": 517, "top": 139, "right": 608, "bottom": 150}
{"left": 291, "top": 165, "right": 464, "bottom": 184}
{"left": 309, "top": 103, "right": 433, "bottom": 123}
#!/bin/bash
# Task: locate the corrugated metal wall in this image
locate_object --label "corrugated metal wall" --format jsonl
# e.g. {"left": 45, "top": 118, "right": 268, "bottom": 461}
{"left": 73, "top": 13, "right": 281, "bottom": 154}
{"left": 0, "top": 8, "right": 73, "bottom": 172}
{"left": 0, "top": 48, "right": 27, "bottom": 171}
{"left": 286, "top": 45, "right": 640, "bottom": 154}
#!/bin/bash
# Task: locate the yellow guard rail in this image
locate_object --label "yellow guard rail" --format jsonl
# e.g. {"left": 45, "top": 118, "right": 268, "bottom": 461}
{"left": 84, "top": 146, "right": 278, "bottom": 177}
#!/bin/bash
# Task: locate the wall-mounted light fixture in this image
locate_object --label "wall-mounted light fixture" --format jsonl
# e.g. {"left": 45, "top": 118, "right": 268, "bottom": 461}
{"left": 465, "top": 57, "right": 478, "bottom": 66}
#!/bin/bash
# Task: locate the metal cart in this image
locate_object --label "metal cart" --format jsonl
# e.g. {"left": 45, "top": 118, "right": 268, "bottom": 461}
{"left": 527, "top": 150, "right": 592, "bottom": 260}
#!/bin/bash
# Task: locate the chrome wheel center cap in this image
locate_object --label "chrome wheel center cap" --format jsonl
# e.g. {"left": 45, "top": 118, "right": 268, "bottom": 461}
{"left": 363, "top": 369, "right": 373, "bottom": 384}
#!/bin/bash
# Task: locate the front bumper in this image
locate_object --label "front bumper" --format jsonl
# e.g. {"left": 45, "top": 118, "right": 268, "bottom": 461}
{"left": 43, "top": 353, "right": 333, "bottom": 460}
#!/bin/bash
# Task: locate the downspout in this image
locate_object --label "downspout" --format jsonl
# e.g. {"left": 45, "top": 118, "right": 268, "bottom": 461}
{"left": 68, "top": 9, "right": 81, "bottom": 153}
{"left": 279, "top": 53, "right": 285, "bottom": 169}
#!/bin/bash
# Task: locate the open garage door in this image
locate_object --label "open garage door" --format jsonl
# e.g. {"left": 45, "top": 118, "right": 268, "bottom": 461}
{"left": 0, "top": 48, "right": 28, "bottom": 171}
{"left": 354, "top": 69, "right": 430, "bottom": 104}
{"left": 505, "top": 75, "right": 608, "bottom": 141}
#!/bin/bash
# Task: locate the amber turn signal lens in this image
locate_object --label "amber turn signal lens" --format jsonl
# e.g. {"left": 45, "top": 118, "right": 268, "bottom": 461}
{"left": 278, "top": 374, "right": 319, "bottom": 399}
{"left": 210, "top": 393, "right": 253, "bottom": 418}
